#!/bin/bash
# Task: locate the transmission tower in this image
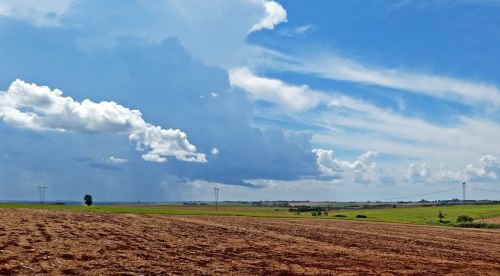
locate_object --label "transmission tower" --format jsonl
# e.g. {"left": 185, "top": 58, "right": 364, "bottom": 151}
{"left": 462, "top": 182, "right": 466, "bottom": 204}
{"left": 214, "top": 187, "right": 219, "bottom": 211}
{"left": 38, "top": 186, "right": 47, "bottom": 203}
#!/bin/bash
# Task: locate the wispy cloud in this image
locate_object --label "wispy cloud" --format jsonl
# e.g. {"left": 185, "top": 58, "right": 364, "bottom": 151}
{"left": 312, "top": 100, "right": 500, "bottom": 167}
{"left": 280, "top": 24, "right": 314, "bottom": 37}
{"left": 108, "top": 156, "right": 128, "bottom": 164}
{"left": 0, "top": 80, "right": 206, "bottom": 163}
{"left": 233, "top": 67, "right": 500, "bottom": 170}
{"left": 229, "top": 67, "right": 323, "bottom": 112}
{"left": 0, "top": 0, "right": 71, "bottom": 26}
{"left": 284, "top": 54, "right": 500, "bottom": 107}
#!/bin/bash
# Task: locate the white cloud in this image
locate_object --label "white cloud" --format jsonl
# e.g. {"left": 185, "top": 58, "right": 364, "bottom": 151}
{"left": 309, "top": 93, "right": 500, "bottom": 168}
{"left": 314, "top": 149, "right": 499, "bottom": 186}
{"left": 313, "top": 148, "right": 381, "bottom": 184}
{"left": 108, "top": 156, "right": 127, "bottom": 164}
{"left": 286, "top": 54, "right": 500, "bottom": 107}
{"left": 401, "top": 155, "right": 500, "bottom": 184}
{"left": 228, "top": 68, "right": 500, "bottom": 171}
{"left": 406, "top": 163, "right": 431, "bottom": 183}
{"left": 230, "top": 67, "right": 500, "bottom": 171}
{"left": 249, "top": 0, "right": 287, "bottom": 33}
{"left": 0, "top": 0, "right": 71, "bottom": 26}
{"left": 433, "top": 164, "right": 465, "bottom": 183}
{"left": 51, "top": 0, "right": 287, "bottom": 68}
{"left": 0, "top": 0, "right": 287, "bottom": 68}
{"left": 280, "top": 24, "right": 314, "bottom": 37}
{"left": 312, "top": 148, "right": 337, "bottom": 175}
{"left": 211, "top": 147, "right": 220, "bottom": 155}
{"left": 0, "top": 80, "right": 206, "bottom": 163}
{"left": 465, "top": 155, "right": 500, "bottom": 182}
{"left": 229, "top": 67, "right": 322, "bottom": 112}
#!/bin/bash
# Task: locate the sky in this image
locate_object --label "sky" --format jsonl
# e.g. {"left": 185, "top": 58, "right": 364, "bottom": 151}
{"left": 0, "top": 0, "right": 499, "bottom": 202}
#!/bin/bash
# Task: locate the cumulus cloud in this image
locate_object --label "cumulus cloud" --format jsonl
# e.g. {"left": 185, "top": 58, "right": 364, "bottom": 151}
{"left": 249, "top": 0, "right": 287, "bottom": 33}
{"left": 229, "top": 67, "right": 322, "bottom": 112}
{"left": 404, "top": 155, "right": 500, "bottom": 184}
{"left": 313, "top": 148, "right": 344, "bottom": 175}
{"left": 211, "top": 147, "right": 220, "bottom": 155}
{"left": 313, "top": 149, "right": 378, "bottom": 174}
{"left": 432, "top": 165, "right": 465, "bottom": 183}
{"left": 406, "top": 163, "right": 431, "bottom": 183}
{"left": 465, "top": 155, "right": 500, "bottom": 182}
{"left": 313, "top": 148, "right": 381, "bottom": 184}
{"left": 313, "top": 152, "right": 500, "bottom": 186}
{"left": 0, "top": 80, "right": 206, "bottom": 163}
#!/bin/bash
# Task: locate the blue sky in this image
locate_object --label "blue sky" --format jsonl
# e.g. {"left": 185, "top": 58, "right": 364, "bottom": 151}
{"left": 0, "top": 0, "right": 499, "bottom": 202}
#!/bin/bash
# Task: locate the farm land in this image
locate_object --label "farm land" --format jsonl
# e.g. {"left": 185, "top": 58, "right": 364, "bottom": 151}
{"left": 0, "top": 203, "right": 499, "bottom": 274}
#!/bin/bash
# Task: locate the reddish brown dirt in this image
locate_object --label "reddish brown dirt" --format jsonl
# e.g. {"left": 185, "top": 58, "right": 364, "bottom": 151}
{"left": 481, "top": 216, "right": 500, "bottom": 224}
{"left": 0, "top": 209, "right": 499, "bottom": 275}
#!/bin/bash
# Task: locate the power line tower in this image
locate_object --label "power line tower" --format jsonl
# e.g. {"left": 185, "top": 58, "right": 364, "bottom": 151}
{"left": 462, "top": 182, "right": 466, "bottom": 204}
{"left": 38, "top": 186, "right": 47, "bottom": 203}
{"left": 214, "top": 187, "right": 219, "bottom": 211}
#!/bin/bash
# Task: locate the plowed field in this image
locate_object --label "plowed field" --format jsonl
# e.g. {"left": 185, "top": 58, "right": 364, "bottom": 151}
{"left": 0, "top": 208, "right": 499, "bottom": 275}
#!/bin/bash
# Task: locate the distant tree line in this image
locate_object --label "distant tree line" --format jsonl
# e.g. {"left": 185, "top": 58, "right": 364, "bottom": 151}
{"left": 288, "top": 205, "right": 336, "bottom": 213}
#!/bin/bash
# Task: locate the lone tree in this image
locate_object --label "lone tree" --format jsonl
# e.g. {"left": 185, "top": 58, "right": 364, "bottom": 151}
{"left": 437, "top": 211, "right": 446, "bottom": 223}
{"left": 84, "top": 194, "right": 93, "bottom": 206}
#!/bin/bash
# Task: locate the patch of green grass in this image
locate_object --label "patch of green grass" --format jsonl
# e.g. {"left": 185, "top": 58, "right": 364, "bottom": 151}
{"left": 329, "top": 204, "right": 500, "bottom": 225}
{"left": 0, "top": 203, "right": 299, "bottom": 218}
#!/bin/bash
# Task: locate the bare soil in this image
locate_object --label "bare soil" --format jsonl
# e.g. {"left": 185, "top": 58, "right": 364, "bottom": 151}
{"left": 481, "top": 216, "right": 500, "bottom": 224}
{"left": 0, "top": 208, "right": 499, "bottom": 275}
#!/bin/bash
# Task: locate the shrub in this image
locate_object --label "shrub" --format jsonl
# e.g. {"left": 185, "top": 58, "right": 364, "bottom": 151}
{"left": 454, "top": 222, "right": 500, "bottom": 229}
{"left": 456, "top": 215, "right": 474, "bottom": 223}
{"left": 334, "top": 214, "right": 346, "bottom": 217}
{"left": 84, "top": 194, "right": 93, "bottom": 206}
{"left": 356, "top": 214, "right": 367, "bottom": 218}
{"left": 437, "top": 211, "right": 446, "bottom": 223}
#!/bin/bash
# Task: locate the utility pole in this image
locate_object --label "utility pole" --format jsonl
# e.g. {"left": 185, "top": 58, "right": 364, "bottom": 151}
{"left": 38, "top": 186, "right": 46, "bottom": 203}
{"left": 214, "top": 187, "right": 219, "bottom": 211}
{"left": 462, "top": 182, "right": 466, "bottom": 204}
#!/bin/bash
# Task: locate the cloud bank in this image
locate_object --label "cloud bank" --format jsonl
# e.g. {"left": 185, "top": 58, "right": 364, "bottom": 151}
{"left": 0, "top": 79, "right": 206, "bottom": 163}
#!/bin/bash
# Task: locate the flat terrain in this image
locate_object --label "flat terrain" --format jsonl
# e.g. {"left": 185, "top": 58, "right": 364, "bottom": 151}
{"left": 1, "top": 203, "right": 500, "bottom": 225}
{"left": 1, "top": 209, "right": 499, "bottom": 275}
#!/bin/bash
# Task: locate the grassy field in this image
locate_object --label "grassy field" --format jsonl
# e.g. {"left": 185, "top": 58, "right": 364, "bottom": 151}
{"left": 328, "top": 204, "right": 500, "bottom": 225}
{"left": 0, "top": 202, "right": 499, "bottom": 226}
{"left": 0, "top": 203, "right": 295, "bottom": 218}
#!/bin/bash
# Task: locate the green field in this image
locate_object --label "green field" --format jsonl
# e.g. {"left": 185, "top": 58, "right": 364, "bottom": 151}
{"left": 0, "top": 203, "right": 295, "bottom": 218}
{"left": 0, "top": 202, "right": 499, "bottom": 226}
{"left": 328, "top": 204, "right": 500, "bottom": 225}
